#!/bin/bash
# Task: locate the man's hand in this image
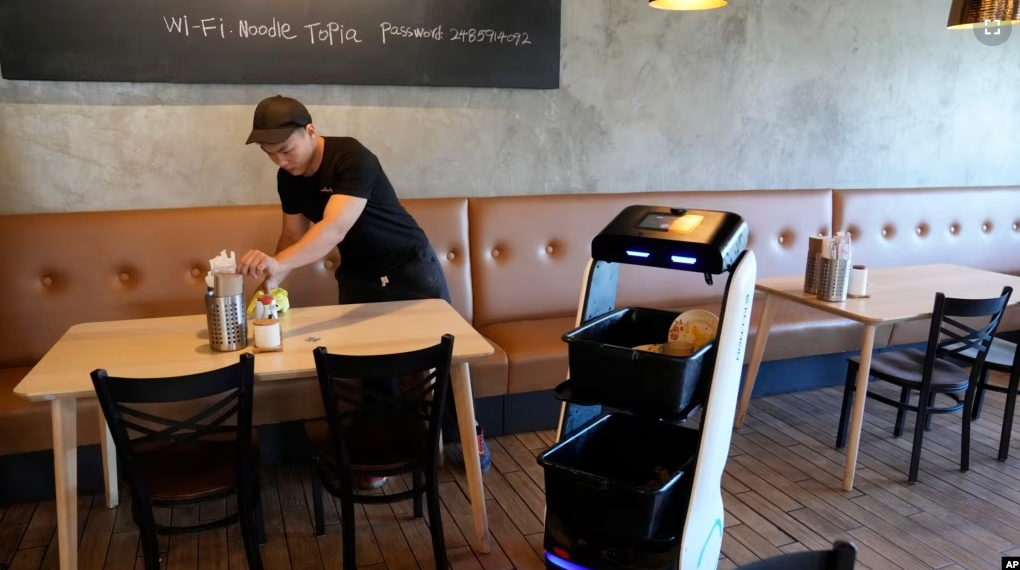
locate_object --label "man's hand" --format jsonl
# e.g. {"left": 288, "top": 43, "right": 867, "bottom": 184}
{"left": 238, "top": 250, "right": 282, "bottom": 279}
{"left": 260, "top": 271, "right": 287, "bottom": 293}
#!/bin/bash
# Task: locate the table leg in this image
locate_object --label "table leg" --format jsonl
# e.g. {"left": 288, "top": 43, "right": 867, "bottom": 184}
{"left": 450, "top": 362, "right": 491, "bottom": 554}
{"left": 734, "top": 293, "right": 776, "bottom": 428}
{"left": 842, "top": 325, "right": 877, "bottom": 492}
{"left": 99, "top": 413, "right": 119, "bottom": 509}
{"left": 52, "top": 398, "right": 78, "bottom": 570}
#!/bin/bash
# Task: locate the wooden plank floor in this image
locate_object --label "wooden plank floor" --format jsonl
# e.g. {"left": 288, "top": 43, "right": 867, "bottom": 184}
{"left": 3, "top": 370, "right": 1020, "bottom": 570}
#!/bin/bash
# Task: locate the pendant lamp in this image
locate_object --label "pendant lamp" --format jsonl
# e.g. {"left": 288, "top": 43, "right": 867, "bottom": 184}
{"left": 649, "top": 0, "right": 727, "bottom": 10}
{"left": 947, "top": 0, "right": 1020, "bottom": 28}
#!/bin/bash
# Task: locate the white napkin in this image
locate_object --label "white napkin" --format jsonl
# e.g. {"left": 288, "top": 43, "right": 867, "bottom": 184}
{"left": 206, "top": 250, "right": 237, "bottom": 287}
{"left": 210, "top": 250, "right": 237, "bottom": 272}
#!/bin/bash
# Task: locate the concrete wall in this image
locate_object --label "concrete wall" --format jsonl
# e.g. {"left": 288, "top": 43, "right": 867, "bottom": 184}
{"left": 1, "top": 0, "right": 1018, "bottom": 214}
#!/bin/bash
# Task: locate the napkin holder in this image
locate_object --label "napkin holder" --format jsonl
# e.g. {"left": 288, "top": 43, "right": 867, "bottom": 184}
{"left": 803, "top": 236, "right": 823, "bottom": 294}
{"left": 206, "top": 273, "right": 248, "bottom": 352}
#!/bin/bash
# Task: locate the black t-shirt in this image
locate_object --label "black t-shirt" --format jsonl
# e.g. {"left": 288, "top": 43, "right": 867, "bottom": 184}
{"left": 277, "top": 136, "right": 431, "bottom": 275}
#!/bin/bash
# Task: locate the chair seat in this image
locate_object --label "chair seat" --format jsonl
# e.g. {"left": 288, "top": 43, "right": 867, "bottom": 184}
{"left": 850, "top": 348, "right": 970, "bottom": 391}
{"left": 947, "top": 337, "right": 1017, "bottom": 370}
{"left": 305, "top": 419, "right": 429, "bottom": 475}
{"left": 132, "top": 433, "right": 259, "bottom": 503}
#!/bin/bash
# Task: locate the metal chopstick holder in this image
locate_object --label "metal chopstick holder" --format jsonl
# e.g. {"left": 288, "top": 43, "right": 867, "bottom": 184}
{"left": 206, "top": 273, "right": 247, "bottom": 351}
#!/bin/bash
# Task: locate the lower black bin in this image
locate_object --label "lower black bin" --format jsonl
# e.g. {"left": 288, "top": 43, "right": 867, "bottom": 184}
{"left": 538, "top": 413, "right": 699, "bottom": 542}
{"left": 562, "top": 307, "right": 717, "bottom": 418}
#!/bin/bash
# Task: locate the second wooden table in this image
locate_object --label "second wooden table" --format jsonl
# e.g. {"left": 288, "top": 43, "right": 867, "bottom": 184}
{"left": 733, "top": 263, "right": 1020, "bottom": 491}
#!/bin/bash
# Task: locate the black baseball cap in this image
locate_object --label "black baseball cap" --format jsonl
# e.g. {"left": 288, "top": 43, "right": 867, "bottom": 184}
{"left": 245, "top": 95, "right": 313, "bottom": 145}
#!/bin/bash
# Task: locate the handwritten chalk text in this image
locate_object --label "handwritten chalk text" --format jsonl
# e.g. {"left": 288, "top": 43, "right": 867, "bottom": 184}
{"left": 304, "top": 23, "right": 362, "bottom": 45}
{"left": 239, "top": 18, "right": 296, "bottom": 40}
{"left": 163, "top": 17, "right": 532, "bottom": 47}
{"left": 448, "top": 28, "right": 531, "bottom": 45}
{"left": 380, "top": 23, "right": 444, "bottom": 43}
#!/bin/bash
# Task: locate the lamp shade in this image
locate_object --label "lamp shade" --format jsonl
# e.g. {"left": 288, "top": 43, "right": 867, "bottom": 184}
{"left": 947, "top": 0, "right": 1020, "bottom": 28}
{"left": 649, "top": 0, "right": 728, "bottom": 10}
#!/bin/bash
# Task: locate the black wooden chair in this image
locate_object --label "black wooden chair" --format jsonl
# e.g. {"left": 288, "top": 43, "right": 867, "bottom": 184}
{"left": 737, "top": 540, "right": 856, "bottom": 569}
{"left": 945, "top": 335, "right": 1020, "bottom": 460}
{"left": 306, "top": 334, "right": 455, "bottom": 570}
{"left": 836, "top": 287, "right": 1012, "bottom": 483}
{"left": 90, "top": 353, "right": 265, "bottom": 570}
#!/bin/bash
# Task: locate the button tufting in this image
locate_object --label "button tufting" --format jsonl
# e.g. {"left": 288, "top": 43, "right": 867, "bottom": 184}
{"left": 446, "top": 251, "right": 456, "bottom": 261}
{"left": 916, "top": 227, "right": 922, "bottom": 235}
{"left": 324, "top": 260, "right": 335, "bottom": 270}
{"left": 777, "top": 235, "right": 784, "bottom": 244}
{"left": 950, "top": 224, "right": 958, "bottom": 234}
{"left": 546, "top": 245, "right": 554, "bottom": 254}
{"left": 41, "top": 276, "right": 53, "bottom": 287}
{"left": 982, "top": 222, "right": 991, "bottom": 233}
{"left": 191, "top": 268, "right": 201, "bottom": 278}
{"left": 881, "top": 229, "right": 887, "bottom": 237}
{"left": 119, "top": 272, "right": 130, "bottom": 282}
{"left": 491, "top": 249, "right": 500, "bottom": 258}
{"left": 1014, "top": 222, "right": 1020, "bottom": 232}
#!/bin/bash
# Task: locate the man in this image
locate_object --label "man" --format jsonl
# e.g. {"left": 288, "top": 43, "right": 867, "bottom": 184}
{"left": 237, "top": 95, "right": 490, "bottom": 489}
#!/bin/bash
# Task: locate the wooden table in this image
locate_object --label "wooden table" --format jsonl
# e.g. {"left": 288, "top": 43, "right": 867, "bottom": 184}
{"left": 733, "top": 263, "right": 1020, "bottom": 492}
{"left": 14, "top": 298, "right": 495, "bottom": 570}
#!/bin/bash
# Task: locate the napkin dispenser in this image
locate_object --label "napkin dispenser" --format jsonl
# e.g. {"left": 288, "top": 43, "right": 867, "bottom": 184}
{"left": 205, "top": 273, "right": 248, "bottom": 352}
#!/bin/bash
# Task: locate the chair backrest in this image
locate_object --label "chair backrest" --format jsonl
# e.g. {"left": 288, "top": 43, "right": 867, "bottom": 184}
{"left": 927, "top": 286, "right": 1013, "bottom": 383}
{"left": 311, "top": 334, "right": 456, "bottom": 475}
{"left": 737, "top": 540, "right": 857, "bottom": 569}
{"left": 90, "top": 353, "right": 256, "bottom": 507}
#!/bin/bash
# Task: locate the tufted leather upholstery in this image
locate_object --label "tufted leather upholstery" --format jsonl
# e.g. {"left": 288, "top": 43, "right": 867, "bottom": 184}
{"left": 2, "top": 199, "right": 479, "bottom": 368}
{"left": 0, "top": 198, "right": 507, "bottom": 455}
{"left": 834, "top": 187, "right": 1020, "bottom": 345}
{"left": 468, "top": 190, "right": 855, "bottom": 393}
{"left": 467, "top": 190, "right": 833, "bottom": 326}
{"left": 0, "top": 367, "right": 101, "bottom": 455}
{"left": 5, "top": 186, "right": 1018, "bottom": 455}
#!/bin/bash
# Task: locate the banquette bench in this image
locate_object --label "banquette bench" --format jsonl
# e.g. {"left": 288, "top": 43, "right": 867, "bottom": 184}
{"left": 3, "top": 186, "right": 1019, "bottom": 503}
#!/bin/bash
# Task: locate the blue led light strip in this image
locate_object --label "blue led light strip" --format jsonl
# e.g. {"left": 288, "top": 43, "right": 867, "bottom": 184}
{"left": 546, "top": 552, "right": 593, "bottom": 570}
{"left": 671, "top": 255, "right": 696, "bottom": 264}
{"left": 626, "top": 250, "right": 650, "bottom": 258}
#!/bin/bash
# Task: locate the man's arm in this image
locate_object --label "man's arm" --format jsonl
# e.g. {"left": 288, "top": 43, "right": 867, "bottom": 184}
{"left": 239, "top": 141, "right": 377, "bottom": 281}
{"left": 274, "top": 194, "right": 366, "bottom": 272}
{"left": 278, "top": 213, "right": 310, "bottom": 253}
{"left": 260, "top": 213, "right": 309, "bottom": 290}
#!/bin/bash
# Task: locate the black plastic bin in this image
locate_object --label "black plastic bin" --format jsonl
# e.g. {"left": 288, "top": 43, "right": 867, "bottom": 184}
{"left": 538, "top": 413, "right": 699, "bottom": 542}
{"left": 562, "top": 307, "right": 717, "bottom": 418}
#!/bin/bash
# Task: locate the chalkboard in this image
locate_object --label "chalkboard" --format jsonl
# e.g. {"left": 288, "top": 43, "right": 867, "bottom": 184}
{"left": 0, "top": 0, "right": 561, "bottom": 89}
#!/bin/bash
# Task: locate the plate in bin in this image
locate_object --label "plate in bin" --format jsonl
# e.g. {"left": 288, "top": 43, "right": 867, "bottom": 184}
{"left": 561, "top": 307, "right": 716, "bottom": 418}
{"left": 668, "top": 309, "right": 719, "bottom": 350}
